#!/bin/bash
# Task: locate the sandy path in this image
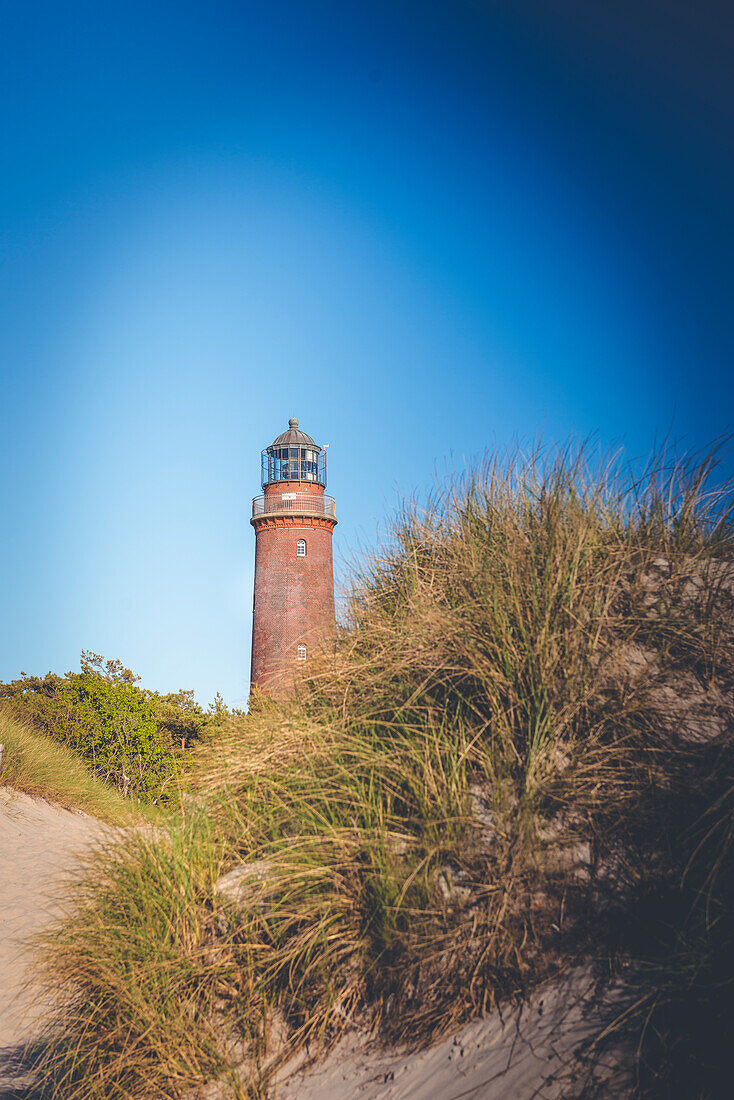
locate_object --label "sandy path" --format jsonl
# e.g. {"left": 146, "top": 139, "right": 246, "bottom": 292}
{"left": 0, "top": 788, "right": 104, "bottom": 1093}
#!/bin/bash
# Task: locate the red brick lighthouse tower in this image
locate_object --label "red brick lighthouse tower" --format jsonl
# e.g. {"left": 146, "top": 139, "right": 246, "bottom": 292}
{"left": 250, "top": 418, "right": 337, "bottom": 692}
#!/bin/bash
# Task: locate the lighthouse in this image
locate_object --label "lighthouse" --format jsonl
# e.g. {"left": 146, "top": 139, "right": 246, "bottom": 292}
{"left": 250, "top": 418, "right": 337, "bottom": 692}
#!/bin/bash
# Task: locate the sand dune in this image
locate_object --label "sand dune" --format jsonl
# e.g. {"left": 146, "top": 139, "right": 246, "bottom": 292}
{"left": 275, "top": 968, "right": 628, "bottom": 1099}
{"left": 0, "top": 791, "right": 628, "bottom": 1098}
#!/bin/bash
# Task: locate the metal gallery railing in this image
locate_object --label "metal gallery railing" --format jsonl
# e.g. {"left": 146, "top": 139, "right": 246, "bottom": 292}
{"left": 251, "top": 493, "right": 336, "bottom": 519}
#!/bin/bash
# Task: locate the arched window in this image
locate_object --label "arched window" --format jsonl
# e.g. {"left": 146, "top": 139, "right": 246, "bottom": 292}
{"left": 297, "top": 643, "right": 307, "bottom": 661}
{"left": 296, "top": 538, "right": 306, "bottom": 557}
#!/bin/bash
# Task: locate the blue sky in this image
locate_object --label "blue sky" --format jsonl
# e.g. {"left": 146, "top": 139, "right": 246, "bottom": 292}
{"left": 1, "top": 0, "right": 732, "bottom": 706}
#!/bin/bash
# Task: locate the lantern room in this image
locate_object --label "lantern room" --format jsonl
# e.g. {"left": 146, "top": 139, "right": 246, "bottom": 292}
{"left": 260, "top": 417, "right": 326, "bottom": 488}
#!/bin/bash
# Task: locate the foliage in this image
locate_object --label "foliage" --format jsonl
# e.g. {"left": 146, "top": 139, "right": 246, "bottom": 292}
{"left": 0, "top": 652, "right": 241, "bottom": 802}
{"left": 31, "top": 441, "right": 734, "bottom": 1098}
{"left": 0, "top": 710, "right": 139, "bottom": 825}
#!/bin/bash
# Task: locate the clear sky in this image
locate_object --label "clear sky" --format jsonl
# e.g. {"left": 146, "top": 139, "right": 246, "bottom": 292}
{"left": 1, "top": 0, "right": 732, "bottom": 707}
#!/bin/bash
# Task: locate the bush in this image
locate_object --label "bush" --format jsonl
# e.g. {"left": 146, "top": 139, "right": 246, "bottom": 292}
{"left": 0, "top": 710, "right": 139, "bottom": 824}
{"left": 0, "top": 652, "right": 232, "bottom": 802}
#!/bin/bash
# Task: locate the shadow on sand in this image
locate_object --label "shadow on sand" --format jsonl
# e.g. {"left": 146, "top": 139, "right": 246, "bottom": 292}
{"left": 0, "top": 1041, "right": 54, "bottom": 1100}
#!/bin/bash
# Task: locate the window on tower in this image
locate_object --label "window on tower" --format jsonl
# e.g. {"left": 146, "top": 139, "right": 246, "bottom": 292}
{"left": 296, "top": 539, "right": 306, "bottom": 557}
{"left": 297, "top": 643, "right": 307, "bottom": 661}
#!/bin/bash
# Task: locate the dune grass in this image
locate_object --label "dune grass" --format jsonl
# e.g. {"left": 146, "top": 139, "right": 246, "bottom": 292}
{"left": 31, "top": 441, "right": 734, "bottom": 1098}
{"left": 0, "top": 709, "right": 141, "bottom": 824}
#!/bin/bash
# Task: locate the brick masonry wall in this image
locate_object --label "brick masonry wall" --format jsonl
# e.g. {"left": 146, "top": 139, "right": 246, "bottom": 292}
{"left": 250, "top": 484, "right": 336, "bottom": 692}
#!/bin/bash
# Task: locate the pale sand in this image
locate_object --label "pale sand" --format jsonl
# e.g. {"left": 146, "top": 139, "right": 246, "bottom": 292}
{"left": 0, "top": 788, "right": 104, "bottom": 1092}
{"left": 275, "top": 968, "right": 629, "bottom": 1099}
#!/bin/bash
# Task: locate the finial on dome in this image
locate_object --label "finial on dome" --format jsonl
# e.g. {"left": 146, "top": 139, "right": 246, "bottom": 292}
{"left": 289, "top": 417, "right": 299, "bottom": 429}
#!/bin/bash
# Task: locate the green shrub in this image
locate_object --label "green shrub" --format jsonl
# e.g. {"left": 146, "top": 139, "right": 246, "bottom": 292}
{"left": 0, "top": 710, "right": 139, "bottom": 824}
{"left": 0, "top": 652, "right": 231, "bottom": 802}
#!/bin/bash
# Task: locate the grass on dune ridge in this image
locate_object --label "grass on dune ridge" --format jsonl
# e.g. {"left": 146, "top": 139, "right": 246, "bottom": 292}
{"left": 0, "top": 710, "right": 139, "bottom": 825}
{"left": 32, "top": 440, "right": 734, "bottom": 1099}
